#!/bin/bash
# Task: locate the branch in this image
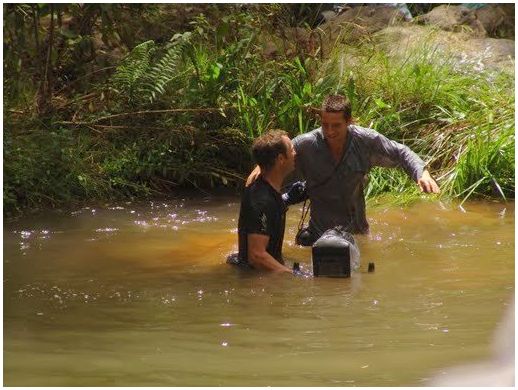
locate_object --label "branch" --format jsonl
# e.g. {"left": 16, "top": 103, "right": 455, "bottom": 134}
{"left": 56, "top": 105, "right": 319, "bottom": 127}
{"left": 31, "top": 4, "right": 40, "bottom": 56}
{"left": 38, "top": 4, "right": 55, "bottom": 113}
{"left": 57, "top": 107, "right": 235, "bottom": 126}
{"left": 62, "top": 124, "right": 197, "bottom": 132}
{"left": 7, "top": 109, "right": 26, "bottom": 115}
{"left": 54, "top": 66, "right": 117, "bottom": 94}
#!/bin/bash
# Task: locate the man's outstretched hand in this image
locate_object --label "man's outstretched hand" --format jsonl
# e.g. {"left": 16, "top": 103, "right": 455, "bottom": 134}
{"left": 418, "top": 170, "right": 440, "bottom": 193}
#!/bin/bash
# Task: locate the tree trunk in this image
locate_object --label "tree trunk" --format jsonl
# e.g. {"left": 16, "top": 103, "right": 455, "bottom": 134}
{"left": 31, "top": 5, "right": 40, "bottom": 57}
{"left": 37, "top": 4, "right": 55, "bottom": 114}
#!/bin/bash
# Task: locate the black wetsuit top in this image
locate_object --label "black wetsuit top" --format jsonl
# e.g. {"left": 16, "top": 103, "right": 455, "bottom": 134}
{"left": 237, "top": 175, "right": 287, "bottom": 266}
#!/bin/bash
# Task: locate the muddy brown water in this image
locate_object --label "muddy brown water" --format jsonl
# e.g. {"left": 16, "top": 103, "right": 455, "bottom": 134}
{"left": 3, "top": 198, "right": 514, "bottom": 386}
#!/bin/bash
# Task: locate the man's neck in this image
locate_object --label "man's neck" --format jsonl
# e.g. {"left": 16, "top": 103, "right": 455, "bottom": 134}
{"left": 262, "top": 169, "right": 284, "bottom": 193}
{"left": 326, "top": 132, "right": 348, "bottom": 162}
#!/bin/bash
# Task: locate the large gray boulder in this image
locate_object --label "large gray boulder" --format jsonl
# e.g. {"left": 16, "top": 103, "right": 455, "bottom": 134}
{"left": 318, "top": 5, "right": 409, "bottom": 54}
{"left": 475, "top": 4, "right": 514, "bottom": 38}
{"left": 416, "top": 4, "right": 485, "bottom": 36}
{"left": 429, "top": 298, "right": 514, "bottom": 386}
{"left": 375, "top": 25, "right": 514, "bottom": 74}
{"left": 416, "top": 4, "right": 514, "bottom": 39}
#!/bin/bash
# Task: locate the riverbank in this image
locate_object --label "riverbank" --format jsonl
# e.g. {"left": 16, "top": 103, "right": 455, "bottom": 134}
{"left": 4, "top": 4, "right": 515, "bottom": 216}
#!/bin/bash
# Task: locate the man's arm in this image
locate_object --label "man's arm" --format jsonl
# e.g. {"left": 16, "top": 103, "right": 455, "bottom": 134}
{"left": 368, "top": 131, "right": 440, "bottom": 193}
{"left": 247, "top": 234, "right": 292, "bottom": 273}
{"left": 245, "top": 165, "right": 261, "bottom": 187}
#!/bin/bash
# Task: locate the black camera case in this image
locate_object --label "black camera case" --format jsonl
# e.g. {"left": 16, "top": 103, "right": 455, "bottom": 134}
{"left": 311, "top": 226, "right": 360, "bottom": 277}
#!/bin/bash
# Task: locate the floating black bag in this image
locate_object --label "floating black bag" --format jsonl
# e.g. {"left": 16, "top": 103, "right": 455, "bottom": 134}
{"left": 311, "top": 226, "right": 360, "bottom": 278}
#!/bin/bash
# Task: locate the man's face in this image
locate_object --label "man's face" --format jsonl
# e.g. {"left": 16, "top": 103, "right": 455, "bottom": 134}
{"left": 278, "top": 136, "right": 296, "bottom": 174}
{"left": 321, "top": 111, "right": 350, "bottom": 145}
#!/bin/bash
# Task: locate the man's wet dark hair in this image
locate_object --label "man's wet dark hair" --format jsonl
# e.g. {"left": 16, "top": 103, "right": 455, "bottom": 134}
{"left": 321, "top": 94, "right": 352, "bottom": 120}
{"left": 252, "top": 130, "right": 289, "bottom": 172}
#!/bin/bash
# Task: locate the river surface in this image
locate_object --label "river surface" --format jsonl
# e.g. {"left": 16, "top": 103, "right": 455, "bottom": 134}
{"left": 3, "top": 197, "right": 514, "bottom": 386}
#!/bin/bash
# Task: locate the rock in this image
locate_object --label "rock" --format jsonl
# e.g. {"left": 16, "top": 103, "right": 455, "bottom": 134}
{"left": 499, "top": 3, "right": 516, "bottom": 23}
{"left": 500, "top": 4, "right": 515, "bottom": 38}
{"left": 429, "top": 298, "right": 514, "bottom": 386}
{"left": 260, "top": 4, "right": 514, "bottom": 71}
{"left": 462, "top": 37, "right": 515, "bottom": 70}
{"left": 319, "top": 5, "right": 408, "bottom": 53}
{"left": 475, "top": 4, "right": 507, "bottom": 36}
{"left": 320, "top": 10, "right": 338, "bottom": 24}
{"left": 260, "top": 27, "right": 320, "bottom": 59}
{"left": 416, "top": 4, "right": 486, "bottom": 37}
{"left": 476, "top": 4, "right": 514, "bottom": 39}
{"left": 375, "top": 25, "right": 515, "bottom": 74}
{"left": 415, "top": 3, "right": 516, "bottom": 39}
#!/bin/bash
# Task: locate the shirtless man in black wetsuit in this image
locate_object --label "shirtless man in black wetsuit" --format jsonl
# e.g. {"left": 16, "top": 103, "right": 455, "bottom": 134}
{"left": 227, "top": 130, "right": 306, "bottom": 273}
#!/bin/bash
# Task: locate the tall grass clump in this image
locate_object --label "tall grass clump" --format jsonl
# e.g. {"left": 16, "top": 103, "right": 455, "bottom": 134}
{"left": 323, "top": 31, "right": 514, "bottom": 203}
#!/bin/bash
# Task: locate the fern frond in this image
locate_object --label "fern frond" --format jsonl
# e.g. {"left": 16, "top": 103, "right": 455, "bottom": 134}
{"left": 141, "top": 35, "right": 192, "bottom": 103}
{"left": 111, "top": 40, "right": 156, "bottom": 104}
{"left": 111, "top": 34, "right": 192, "bottom": 106}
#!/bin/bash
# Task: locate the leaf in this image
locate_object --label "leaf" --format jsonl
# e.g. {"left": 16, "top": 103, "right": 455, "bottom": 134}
{"left": 216, "top": 22, "right": 229, "bottom": 40}
{"left": 209, "top": 63, "right": 221, "bottom": 80}
{"left": 453, "top": 110, "right": 466, "bottom": 120}
{"left": 302, "top": 82, "right": 312, "bottom": 96}
{"left": 374, "top": 98, "right": 390, "bottom": 109}
{"left": 60, "top": 28, "right": 77, "bottom": 39}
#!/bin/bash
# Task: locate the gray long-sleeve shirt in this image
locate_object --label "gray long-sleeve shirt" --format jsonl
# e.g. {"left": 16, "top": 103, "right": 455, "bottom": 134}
{"left": 292, "top": 125, "right": 425, "bottom": 235}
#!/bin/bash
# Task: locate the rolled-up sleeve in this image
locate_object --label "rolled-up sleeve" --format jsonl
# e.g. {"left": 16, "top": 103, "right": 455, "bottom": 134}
{"left": 367, "top": 131, "right": 425, "bottom": 182}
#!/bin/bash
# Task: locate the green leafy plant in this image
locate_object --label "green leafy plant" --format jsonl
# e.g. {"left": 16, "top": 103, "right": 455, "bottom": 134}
{"left": 111, "top": 32, "right": 192, "bottom": 106}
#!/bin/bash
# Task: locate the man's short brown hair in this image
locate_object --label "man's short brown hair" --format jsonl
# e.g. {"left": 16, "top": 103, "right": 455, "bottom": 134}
{"left": 252, "top": 130, "right": 289, "bottom": 172}
{"left": 321, "top": 94, "right": 352, "bottom": 120}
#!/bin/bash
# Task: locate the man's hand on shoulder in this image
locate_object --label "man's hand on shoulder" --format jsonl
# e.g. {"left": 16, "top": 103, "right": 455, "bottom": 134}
{"left": 245, "top": 165, "right": 261, "bottom": 187}
{"left": 418, "top": 170, "right": 440, "bottom": 194}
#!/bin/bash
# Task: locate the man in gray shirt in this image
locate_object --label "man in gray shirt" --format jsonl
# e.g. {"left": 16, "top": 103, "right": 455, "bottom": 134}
{"left": 247, "top": 94, "right": 440, "bottom": 245}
